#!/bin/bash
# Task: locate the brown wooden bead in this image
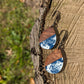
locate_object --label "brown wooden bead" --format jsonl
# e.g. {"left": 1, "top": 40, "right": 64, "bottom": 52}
{"left": 45, "top": 49, "right": 63, "bottom": 66}
{"left": 39, "top": 27, "right": 55, "bottom": 43}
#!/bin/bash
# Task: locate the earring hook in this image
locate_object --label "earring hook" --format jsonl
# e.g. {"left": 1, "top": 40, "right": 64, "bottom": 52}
{"left": 58, "top": 30, "right": 68, "bottom": 49}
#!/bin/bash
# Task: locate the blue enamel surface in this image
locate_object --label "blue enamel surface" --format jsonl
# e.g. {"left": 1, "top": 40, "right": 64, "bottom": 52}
{"left": 45, "top": 58, "right": 63, "bottom": 74}
{"left": 40, "top": 34, "right": 56, "bottom": 49}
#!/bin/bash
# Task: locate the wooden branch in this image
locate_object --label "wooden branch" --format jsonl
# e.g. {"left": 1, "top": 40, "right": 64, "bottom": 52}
{"left": 30, "top": 0, "right": 52, "bottom": 84}
{"left": 30, "top": 0, "right": 84, "bottom": 84}
{"left": 30, "top": 19, "right": 44, "bottom": 84}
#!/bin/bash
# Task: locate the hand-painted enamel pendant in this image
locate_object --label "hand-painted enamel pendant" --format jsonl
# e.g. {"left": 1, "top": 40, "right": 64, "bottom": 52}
{"left": 39, "top": 27, "right": 57, "bottom": 49}
{"left": 45, "top": 49, "right": 63, "bottom": 74}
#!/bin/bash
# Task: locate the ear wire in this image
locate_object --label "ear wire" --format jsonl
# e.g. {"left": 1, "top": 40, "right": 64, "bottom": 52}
{"left": 58, "top": 30, "right": 68, "bottom": 49}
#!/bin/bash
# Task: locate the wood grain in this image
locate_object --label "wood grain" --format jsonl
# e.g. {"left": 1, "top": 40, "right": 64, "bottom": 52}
{"left": 39, "top": 27, "right": 55, "bottom": 43}
{"left": 45, "top": 49, "right": 62, "bottom": 66}
{"left": 43, "top": 0, "right": 84, "bottom": 84}
{"left": 30, "top": 0, "right": 84, "bottom": 84}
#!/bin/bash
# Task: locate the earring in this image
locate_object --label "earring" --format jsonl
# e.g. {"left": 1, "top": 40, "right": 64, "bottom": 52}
{"left": 45, "top": 49, "right": 63, "bottom": 74}
{"left": 39, "top": 11, "right": 60, "bottom": 49}
{"left": 44, "top": 31, "right": 67, "bottom": 74}
{"left": 39, "top": 26, "right": 57, "bottom": 49}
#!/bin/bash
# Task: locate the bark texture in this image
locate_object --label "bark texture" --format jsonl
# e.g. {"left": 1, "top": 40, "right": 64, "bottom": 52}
{"left": 30, "top": 0, "right": 84, "bottom": 84}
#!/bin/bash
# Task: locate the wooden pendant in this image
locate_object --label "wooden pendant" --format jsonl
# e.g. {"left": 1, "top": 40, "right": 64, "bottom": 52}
{"left": 45, "top": 49, "right": 63, "bottom": 74}
{"left": 39, "top": 27, "right": 57, "bottom": 49}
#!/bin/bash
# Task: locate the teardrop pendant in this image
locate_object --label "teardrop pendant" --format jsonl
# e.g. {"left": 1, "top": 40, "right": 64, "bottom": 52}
{"left": 39, "top": 27, "right": 57, "bottom": 49}
{"left": 45, "top": 49, "right": 63, "bottom": 74}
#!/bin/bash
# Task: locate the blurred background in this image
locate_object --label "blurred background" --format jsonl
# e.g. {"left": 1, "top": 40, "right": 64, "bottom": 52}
{"left": 0, "top": 0, "right": 40, "bottom": 84}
